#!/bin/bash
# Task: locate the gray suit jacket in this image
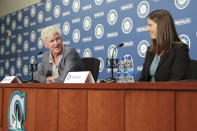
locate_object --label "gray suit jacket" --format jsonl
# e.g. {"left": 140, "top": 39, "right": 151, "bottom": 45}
{"left": 34, "top": 46, "right": 83, "bottom": 83}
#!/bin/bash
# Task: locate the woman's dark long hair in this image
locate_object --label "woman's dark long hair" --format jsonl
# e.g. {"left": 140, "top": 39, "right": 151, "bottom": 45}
{"left": 148, "top": 9, "right": 181, "bottom": 55}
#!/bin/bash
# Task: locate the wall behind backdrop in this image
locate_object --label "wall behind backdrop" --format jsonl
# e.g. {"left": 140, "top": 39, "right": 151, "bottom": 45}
{"left": 0, "top": 0, "right": 196, "bottom": 82}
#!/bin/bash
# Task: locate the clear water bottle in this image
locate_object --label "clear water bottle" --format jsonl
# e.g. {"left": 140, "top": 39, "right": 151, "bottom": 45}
{"left": 116, "top": 56, "right": 126, "bottom": 83}
{"left": 125, "top": 56, "right": 134, "bottom": 82}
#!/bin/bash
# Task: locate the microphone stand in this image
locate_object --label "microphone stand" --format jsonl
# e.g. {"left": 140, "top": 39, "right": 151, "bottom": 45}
{"left": 24, "top": 52, "right": 42, "bottom": 83}
{"left": 104, "top": 43, "right": 124, "bottom": 83}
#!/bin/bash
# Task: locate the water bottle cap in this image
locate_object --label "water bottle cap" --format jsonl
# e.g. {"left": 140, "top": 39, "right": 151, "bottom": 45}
{"left": 126, "top": 55, "right": 131, "bottom": 59}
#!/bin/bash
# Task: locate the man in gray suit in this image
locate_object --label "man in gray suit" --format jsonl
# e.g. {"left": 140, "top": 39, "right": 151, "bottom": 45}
{"left": 34, "top": 25, "right": 83, "bottom": 83}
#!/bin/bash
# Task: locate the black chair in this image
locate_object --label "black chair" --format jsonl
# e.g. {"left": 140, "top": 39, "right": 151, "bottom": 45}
{"left": 81, "top": 57, "right": 100, "bottom": 82}
{"left": 187, "top": 59, "right": 197, "bottom": 80}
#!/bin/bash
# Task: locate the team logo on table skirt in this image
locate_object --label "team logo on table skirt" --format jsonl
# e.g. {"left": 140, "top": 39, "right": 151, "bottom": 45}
{"left": 83, "top": 48, "right": 92, "bottom": 58}
{"left": 1, "top": 24, "right": 5, "bottom": 34}
{"left": 83, "top": 16, "right": 92, "bottom": 31}
{"left": 107, "top": 9, "right": 118, "bottom": 26}
{"left": 98, "top": 57, "right": 104, "bottom": 72}
{"left": 175, "top": 0, "right": 190, "bottom": 9}
{"left": 38, "top": 11, "right": 44, "bottom": 23}
{"left": 11, "top": 20, "right": 16, "bottom": 31}
{"left": 16, "top": 56, "right": 22, "bottom": 69}
{"left": 17, "top": 34, "right": 23, "bottom": 45}
{"left": 95, "top": 24, "right": 104, "bottom": 39}
{"left": 11, "top": 42, "right": 16, "bottom": 54}
{"left": 37, "top": 37, "right": 43, "bottom": 49}
{"left": 23, "top": 16, "right": 29, "bottom": 28}
{"left": 0, "top": 67, "right": 4, "bottom": 77}
{"left": 95, "top": 0, "right": 103, "bottom": 5}
{"left": 108, "top": 45, "right": 117, "bottom": 58}
{"left": 10, "top": 66, "right": 15, "bottom": 76}
{"left": 45, "top": 0, "right": 52, "bottom": 12}
{"left": 54, "top": 5, "right": 61, "bottom": 18}
{"left": 30, "top": 6, "right": 36, "bottom": 17}
{"left": 72, "top": 29, "right": 80, "bottom": 43}
{"left": 23, "top": 65, "right": 29, "bottom": 76}
{"left": 6, "top": 37, "right": 10, "bottom": 48}
{"left": 122, "top": 17, "right": 133, "bottom": 34}
{"left": 5, "top": 59, "right": 10, "bottom": 70}
{"left": 30, "top": 31, "right": 36, "bottom": 43}
{"left": 137, "top": 1, "right": 149, "bottom": 19}
{"left": 0, "top": 45, "right": 5, "bottom": 55}
{"left": 179, "top": 34, "right": 190, "bottom": 48}
{"left": 63, "top": 0, "right": 70, "bottom": 6}
{"left": 137, "top": 40, "right": 149, "bottom": 57}
{"left": 63, "top": 21, "right": 70, "bottom": 35}
{"left": 8, "top": 91, "right": 26, "bottom": 131}
{"left": 72, "top": 0, "right": 80, "bottom": 12}
{"left": 6, "top": 15, "right": 10, "bottom": 25}
{"left": 17, "top": 11, "right": 23, "bottom": 22}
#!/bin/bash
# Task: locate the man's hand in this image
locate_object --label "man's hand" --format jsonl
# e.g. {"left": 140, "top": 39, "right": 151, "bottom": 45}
{"left": 46, "top": 76, "right": 58, "bottom": 83}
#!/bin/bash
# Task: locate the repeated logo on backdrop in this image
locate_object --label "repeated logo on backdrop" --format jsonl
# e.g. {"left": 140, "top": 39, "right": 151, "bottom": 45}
{"left": 0, "top": 0, "right": 196, "bottom": 81}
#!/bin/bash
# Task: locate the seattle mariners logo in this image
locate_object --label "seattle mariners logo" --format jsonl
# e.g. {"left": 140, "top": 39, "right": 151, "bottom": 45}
{"left": 72, "top": 0, "right": 80, "bottom": 12}
{"left": 45, "top": 0, "right": 52, "bottom": 12}
{"left": 17, "top": 56, "right": 22, "bottom": 69}
{"left": 12, "top": 20, "right": 16, "bottom": 31}
{"left": 23, "top": 16, "right": 29, "bottom": 28}
{"left": 6, "top": 37, "right": 10, "bottom": 47}
{"left": 0, "top": 67, "right": 4, "bottom": 77}
{"left": 95, "top": 0, "right": 103, "bottom": 5}
{"left": 5, "top": 59, "right": 10, "bottom": 70}
{"left": 30, "top": 31, "right": 36, "bottom": 43}
{"left": 122, "top": 17, "right": 133, "bottom": 34}
{"left": 98, "top": 57, "right": 104, "bottom": 72}
{"left": 108, "top": 45, "right": 117, "bottom": 58}
{"left": 1, "top": 24, "right": 5, "bottom": 34}
{"left": 0, "top": 45, "right": 5, "bottom": 55}
{"left": 6, "top": 15, "right": 10, "bottom": 25}
{"left": 107, "top": 9, "right": 118, "bottom": 26}
{"left": 37, "top": 37, "right": 43, "bottom": 49}
{"left": 63, "top": 0, "right": 70, "bottom": 6}
{"left": 175, "top": 0, "right": 190, "bottom": 9}
{"left": 138, "top": 40, "right": 149, "bottom": 57}
{"left": 17, "top": 34, "right": 23, "bottom": 45}
{"left": 137, "top": 1, "right": 149, "bottom": 18}
{"left": 83, "top": 48, "right": 92, "bottom": 57}
{"left": 179, "top": 34, "right": 190, "bottom": 48}
{"left": 95, "top": 24, "right": 104, "bottom": 39}
{"left": 63, "top": 22, "right": 70, "bottom": 35}
{"left": 38, "top": 11, "right": 44, "bottom": 23}
{"left": 11, "top": 42, "right": 16, "bottom": 54}
{"left": 23, "top": 41, "right": 29, "bottom": 52}
{"left": 8, "top": 91, "right": 26, "bottom": 131}
{"left": 17, "top": 11, "right": 23, "bottom": 22}
{"left": 10, "top": 66, "right": 15, "bottom": 76}
{"left": 54, "top": 5, "right": 61, "bottom": 18}
{"left": 23, "top": 65, "right": 29, "bottom": 76}
{"left": 83, "top": 16, "right": 92, "bottom": 31}
{"left": 72, "top": 29, "right": 80, "bottom": 43}
{"left": 30, "top": 6, "right": 36, "bottom": 17}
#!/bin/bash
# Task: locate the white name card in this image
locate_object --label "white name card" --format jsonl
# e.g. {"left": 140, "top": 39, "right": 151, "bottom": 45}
{"left": 1, "top": 76, "right": 21, "bottom": 83}
{"left": 64, "top": 71, "right": 95, "bottom": 83}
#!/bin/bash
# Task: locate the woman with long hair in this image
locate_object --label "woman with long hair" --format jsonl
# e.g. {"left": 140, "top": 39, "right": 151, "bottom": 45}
{"left": 139, "top": 9, "right": 190, "bottom": 81}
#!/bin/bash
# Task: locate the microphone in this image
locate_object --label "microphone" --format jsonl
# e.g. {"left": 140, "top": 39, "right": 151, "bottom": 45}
{"left": 104, "top": 43, "right": 124, "bottom": 83}
{"left": 24, "top": 52, "right": 42, "bottom": 83}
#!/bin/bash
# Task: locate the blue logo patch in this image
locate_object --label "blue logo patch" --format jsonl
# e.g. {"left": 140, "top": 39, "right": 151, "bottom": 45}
{"left": 175, "top": 0, "right": 190, "bottom": 10}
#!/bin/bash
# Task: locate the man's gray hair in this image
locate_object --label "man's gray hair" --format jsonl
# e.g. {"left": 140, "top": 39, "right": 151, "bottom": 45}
{"left": 41, "top": 25, "right": 61, "bottom": 42}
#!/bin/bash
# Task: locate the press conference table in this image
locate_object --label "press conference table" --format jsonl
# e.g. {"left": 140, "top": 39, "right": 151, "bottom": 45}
{"left": 0, "top": 82, "right": 197, "bottom": 131}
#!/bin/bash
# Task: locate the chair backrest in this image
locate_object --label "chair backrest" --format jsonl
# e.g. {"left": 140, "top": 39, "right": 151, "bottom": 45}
{"left": 81, "top": 57, "right": 100, "bottom": 82}
{"left": 187, "top": 59, "right": 197, "bottom": 80}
